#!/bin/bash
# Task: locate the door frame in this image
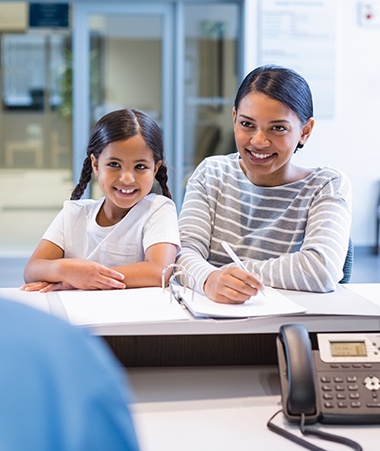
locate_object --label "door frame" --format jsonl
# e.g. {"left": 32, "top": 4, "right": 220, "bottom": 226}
{"left": 73, "top": 3, "right": 177, "bottom": 199}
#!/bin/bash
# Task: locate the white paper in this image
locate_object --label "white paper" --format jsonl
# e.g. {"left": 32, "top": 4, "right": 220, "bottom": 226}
{"left": 281, "top": 285, "right": 380, "bottom": 316}
{"left": 58, "top": 287, "right": 189, "bottom": 326}
{"left": 342, "top": 284, "right": 380, "bottom": 309}
{"left": 179, "top": 286, "right": 306, "bottom": 319}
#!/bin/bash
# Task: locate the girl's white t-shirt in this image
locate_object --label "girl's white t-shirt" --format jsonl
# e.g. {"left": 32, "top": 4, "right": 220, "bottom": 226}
{"left": 43, "top": 193, "right": 180, "bottom": 267}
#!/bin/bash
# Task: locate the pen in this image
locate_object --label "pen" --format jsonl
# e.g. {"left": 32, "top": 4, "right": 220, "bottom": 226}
{"left": 221, "top": 241, "right": 266, "bottom": 296}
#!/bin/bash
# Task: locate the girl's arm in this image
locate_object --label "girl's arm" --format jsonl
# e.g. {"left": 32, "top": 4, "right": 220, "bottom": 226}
{"left": 22, "top": 239, "right": 126, "bottom": 291}
{"left": 23, "top": 239, "right": 178, "bottom": 291}
{"left": 112, "top": 242, "right": 178, "bottom": 288}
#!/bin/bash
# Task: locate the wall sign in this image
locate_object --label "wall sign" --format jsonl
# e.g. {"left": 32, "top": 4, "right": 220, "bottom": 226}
{"left": 29, "top": 3, "right": 69, "bottom": 28}
{"left": 258, "top": 0, "right": 335, "bottom": 118}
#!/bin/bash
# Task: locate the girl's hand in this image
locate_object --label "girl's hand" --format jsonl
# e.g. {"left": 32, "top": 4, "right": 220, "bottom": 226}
{"left": 58, "top": 259, "right": 126, "bottom": 290}
{"left": 204, "top": 266, "right": 264, "bottom": 304}
{"left": 23, "top": 259, "right": 126, "bottom": 291}
{"left": 21, "top": 281, "right": 76, "bottom": 293}
{"left": 20, "top": 281, "right": 52, "bottom": 292}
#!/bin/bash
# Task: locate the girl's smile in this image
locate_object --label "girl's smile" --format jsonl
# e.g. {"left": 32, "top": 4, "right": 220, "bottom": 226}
{"left": 91, "top": 134, "right": 161, "bottom": 226}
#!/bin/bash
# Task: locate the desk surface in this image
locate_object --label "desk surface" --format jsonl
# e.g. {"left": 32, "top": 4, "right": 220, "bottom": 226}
{"left": 128, "top": 365, "right": 379, "bottom": 451}
{"left": 93, "top": 284, "right": 380, "bottom": 336}
{"left": 102, "top": 283, "right": 380, "bottom": 367}
{"left": 1, "top": 284, "right": 380, "bottom": 336}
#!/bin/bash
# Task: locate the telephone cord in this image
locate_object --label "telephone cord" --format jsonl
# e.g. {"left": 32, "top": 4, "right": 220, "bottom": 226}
{"left": 267, "top": 409, "right": 363, "bottom": 451}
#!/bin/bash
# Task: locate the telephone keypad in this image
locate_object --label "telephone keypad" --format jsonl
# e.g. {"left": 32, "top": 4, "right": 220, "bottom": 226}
{"left": 315, "top": 358, "right": 380, "bottom": 418}
{"left": 319, "top": 372, "right": 364, "bottom": 410}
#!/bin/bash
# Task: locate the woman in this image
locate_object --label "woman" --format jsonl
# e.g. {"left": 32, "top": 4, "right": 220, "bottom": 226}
{"left": 177, "top": 65, "right": 352, "bottom": 304}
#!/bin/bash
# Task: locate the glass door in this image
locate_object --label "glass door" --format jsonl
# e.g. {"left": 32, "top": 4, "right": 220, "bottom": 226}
{"left": 0, "top": 29, "right": 73, "bottom": 255}
{"left": 73, "top": 3, "right": 174, "bottom": 199}
{"left": 180, "top": 3, "right": 240, "bottom": 199}
{"left": 73, "top": 2, "right": 240, "bottom": 207}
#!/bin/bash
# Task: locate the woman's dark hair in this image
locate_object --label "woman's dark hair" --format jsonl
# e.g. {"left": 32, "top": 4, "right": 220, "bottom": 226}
{"left": 71, "top": 108, "right": 171, "bottom": 200}
{"left": 234, "top": 65, "right": 313, "bottom": 149}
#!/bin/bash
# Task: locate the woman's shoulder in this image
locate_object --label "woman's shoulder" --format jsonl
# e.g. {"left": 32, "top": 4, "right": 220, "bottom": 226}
{"left": 192, "top": 152, "right": 242, "bottom": 178}
{"left": 202, "top": 152, "right": 239, "bottom": 166}
{"left": 309, "top": 166, "right": 351, "bottom": 187}
{"left": 304, "top": 167, "right": 352, "bottom": 199}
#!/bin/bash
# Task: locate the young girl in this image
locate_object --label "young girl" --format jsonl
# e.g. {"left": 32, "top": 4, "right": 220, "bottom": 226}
{"left": 177, "top": 65, "right": 352, "bottom": 304}
{"left": 22, "top": 108, "right": 180, "bottom": 292}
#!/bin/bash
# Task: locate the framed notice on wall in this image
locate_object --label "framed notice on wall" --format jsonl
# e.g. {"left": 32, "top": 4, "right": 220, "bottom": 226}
{"left": 258, "top": 0, "right": 335, "bottom": 118}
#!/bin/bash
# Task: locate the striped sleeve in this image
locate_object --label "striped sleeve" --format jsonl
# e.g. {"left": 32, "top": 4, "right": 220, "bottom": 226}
{"left": 177, "top": 153, "right": 352, "bottom": 294}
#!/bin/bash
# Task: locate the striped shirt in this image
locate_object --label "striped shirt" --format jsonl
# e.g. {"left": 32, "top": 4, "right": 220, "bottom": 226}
{"left": 177, "top": 152, "right": 352, "bottom": 294}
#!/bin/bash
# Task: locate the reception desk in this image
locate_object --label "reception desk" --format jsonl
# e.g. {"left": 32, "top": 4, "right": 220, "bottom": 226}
{"left": 101, "top": 283, "right": 380, "bottom": 367}
{"left": 1, "top": 284, "right": 380, "bottom": 367}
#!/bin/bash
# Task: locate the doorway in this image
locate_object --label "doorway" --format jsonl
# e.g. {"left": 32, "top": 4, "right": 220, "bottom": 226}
{"left": 73, "top": 1, "right": 241, "bottom": 205}
{"left": 0, "top": 25, "right": 73, "bottom": 255}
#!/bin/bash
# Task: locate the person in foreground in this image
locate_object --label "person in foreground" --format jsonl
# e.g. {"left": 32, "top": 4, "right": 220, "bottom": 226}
{"left": 177, "top": 64, "right": 352, "bottom": 304}
{"left": 0, "top": 295, "right": 139, "bottom": 450}
{"left": 22, "top": 108, "right": 180, "bottom": 292}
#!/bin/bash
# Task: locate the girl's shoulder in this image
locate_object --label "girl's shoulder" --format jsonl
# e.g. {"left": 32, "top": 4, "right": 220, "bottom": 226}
{"left": 140, "top": 193, "right": 176, "bottom": 209}
{"left": 62, "top": 198, "right": 104, "bottom": 215}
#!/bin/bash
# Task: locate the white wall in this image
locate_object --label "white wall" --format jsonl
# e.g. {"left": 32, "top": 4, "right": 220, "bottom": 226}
{"left": 244, "top": 0, "right": 380, "bottom": 249}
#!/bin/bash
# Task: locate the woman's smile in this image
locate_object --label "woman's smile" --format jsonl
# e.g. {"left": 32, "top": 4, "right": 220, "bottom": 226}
{"left": 246, "top": 149, "right": 275, "bottom": 162}
{"left": 233, "top": 92, "right": 314, "bottom": 185}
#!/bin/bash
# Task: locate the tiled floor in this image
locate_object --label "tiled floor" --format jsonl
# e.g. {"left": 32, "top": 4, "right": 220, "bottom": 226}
{"left": 0, "top": 251, "right": 380, "bottom": 288}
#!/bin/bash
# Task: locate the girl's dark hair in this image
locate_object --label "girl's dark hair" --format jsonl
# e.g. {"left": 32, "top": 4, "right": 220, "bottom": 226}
{"left": 71, "top": 108, "right": 171, "bottom": 200}
{"left": 234, "top": 65, "right": 313, "bottom": 149}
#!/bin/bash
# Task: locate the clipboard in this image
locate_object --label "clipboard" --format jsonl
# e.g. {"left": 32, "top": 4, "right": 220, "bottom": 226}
{"left": 165, "top": 265, "right": 306, "bottom": 319}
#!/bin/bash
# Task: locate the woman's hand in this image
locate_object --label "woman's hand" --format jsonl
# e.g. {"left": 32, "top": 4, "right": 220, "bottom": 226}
{"left": 204, "top": 266, "right": 264, "bottom": 304}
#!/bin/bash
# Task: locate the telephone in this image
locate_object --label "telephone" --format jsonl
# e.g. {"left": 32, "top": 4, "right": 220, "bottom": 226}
{"left": 277, "top": 324, "right": 380, "bottom": 425}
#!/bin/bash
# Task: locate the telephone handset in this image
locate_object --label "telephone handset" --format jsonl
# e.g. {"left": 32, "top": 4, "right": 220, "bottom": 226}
{"left": 277, "top": 323, "right": 319, "bottom": 423}
{"left": 277, "top": 324, "right": 380, "bottom": 425}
